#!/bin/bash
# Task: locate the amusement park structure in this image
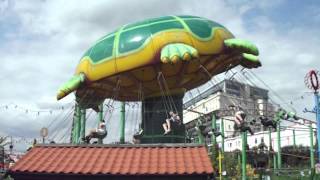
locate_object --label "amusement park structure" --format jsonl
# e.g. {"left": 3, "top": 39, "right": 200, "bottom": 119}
{"left": 6, "top": 15, "right": 319, "bottom": 180}
{"left": 56, "top": 15, "right": 261, "bottom": 145}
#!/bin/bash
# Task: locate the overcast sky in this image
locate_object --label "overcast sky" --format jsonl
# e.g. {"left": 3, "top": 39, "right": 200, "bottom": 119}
{"left": 0, "top": 0, "right": 319, "bottom": 151}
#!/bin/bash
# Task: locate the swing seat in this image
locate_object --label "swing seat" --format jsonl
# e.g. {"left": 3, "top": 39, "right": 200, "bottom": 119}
{"left": 170, "top": 121, "right": 183, "bottom": 132}
{"left": 133, "top": 133, "right": 143, "bottom": 139}
{"left": 95, "top": 131, "right": 108, "bottom": 140}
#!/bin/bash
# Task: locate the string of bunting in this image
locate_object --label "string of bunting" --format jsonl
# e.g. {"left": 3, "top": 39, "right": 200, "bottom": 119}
{"left": 0, "top": 103, "right": 74, "bottom": 116}
{"left": 0, "top": 136, "right": 55, "bottom": 145}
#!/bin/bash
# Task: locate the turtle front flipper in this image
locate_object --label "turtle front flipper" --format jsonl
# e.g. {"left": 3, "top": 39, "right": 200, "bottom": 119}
{"left": 160, "top": 43, "right": 199, "bottom": 64}
{"left": 224, "top": 38, "right": 261, "bottom": 68}
{"left": 57, "top": 73, "right": 86, "bottom": 100}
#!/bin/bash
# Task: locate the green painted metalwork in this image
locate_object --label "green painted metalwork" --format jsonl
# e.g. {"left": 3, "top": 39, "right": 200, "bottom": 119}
{"left": 196, "top": 123, "right": 204, "bottom": 144}
{"left": 293, "top": 129, "right": 296, "bottom": 148}
{"left": 80, "top": 108, "right": 86, "bottom": 140}
{"left": 141, "top": 134, "right": 185, "bottom": 139}
{"left": 268, "top": 128, "right": 273, "bottom": 169}
{"left": 274, "top": 153, "right": 277, "bottom": 169}
{"left": 75, "top": 106, "right": 81, "bottom": 143}
{"left": 211, "top": 113, "right": 217, "bottom": 166}
{"left": 241, "top": 132, "right": 247, "bottom": 180}
{"left": 71, "top": 104, "right": 80, "bottom": 144}
{"left": 277, "top": 122, "right": 282, "bottom": 169}
{"left": 71, "top": 105, "right": 76, "bottom": 143}
{"left": 120, "top": 102, "right": 125, "bottom": 144}
{"left": 97, "top": 103, "right": 103, "bottom": 144}
{"left": 220, "top": 118, "right": 225, "bottom": 179}
{"left": 140, "top": 95, "right": 185, "bottom": 144}
{"left": 98, "top": 104, "right": 103, "bottom": 123}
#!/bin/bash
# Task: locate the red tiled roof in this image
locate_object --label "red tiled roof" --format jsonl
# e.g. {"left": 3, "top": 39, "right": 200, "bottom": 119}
{"left": 10, "top": 144, "right": 213, "bottom": 176}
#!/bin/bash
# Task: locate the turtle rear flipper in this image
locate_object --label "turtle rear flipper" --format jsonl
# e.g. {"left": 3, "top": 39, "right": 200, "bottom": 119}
{"left": 57, "top": 73, "right": 86, "bottom": 100}
{"left": 160, "top": 43, "right": 199, "bottom": 64}
{"left": 224, "top": 38, "right": 261, "bottom": 68}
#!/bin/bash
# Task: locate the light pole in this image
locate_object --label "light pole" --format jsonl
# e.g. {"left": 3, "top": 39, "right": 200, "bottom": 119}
{"left": 305, "top": 70, "right": 320, "bottom": 162}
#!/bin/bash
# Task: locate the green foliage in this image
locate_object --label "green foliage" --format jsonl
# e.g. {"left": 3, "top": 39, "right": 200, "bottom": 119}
{"left": 223, "top": 151, "right": 241, "bottom": 177}
{"left": 221, "top": 145, "right": 313, "bottom": 178}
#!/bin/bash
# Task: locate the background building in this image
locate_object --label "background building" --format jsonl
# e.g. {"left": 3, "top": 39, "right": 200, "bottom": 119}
{"left": 183, "top": 79, "right": 275, "bottom": 143}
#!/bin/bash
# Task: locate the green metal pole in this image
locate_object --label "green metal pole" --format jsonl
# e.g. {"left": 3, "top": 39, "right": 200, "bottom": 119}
{"left": 76, "top": 106, "right": 81, "bottom": 143}
{"left": 273, "top": 153, "right": 277, "bottom": 170}
{"left": 241, "top": 132, "right": 247, "bottom": 180}
{"left": 196, "top": 125, "right": 204, "bottom": 144}
{"left": 310, "top": 124, "right": 315, "bottom": 169}
{"left": 211, "top": 113, "right": 217, "bottom": 166}
{"left": 120, "top": 102, "right": 125, "bottom": 144}
{"left": 268, "top": 128, "right": 273, "bottom": 169}
{"left": 221, "top": 118, "right": 225, "bottom": 179}
{"left": 277, "top": 122, "right": 281, "bottom": 169}
{"left": 80, "top": 108, "right": 86, "bottom": 141}
{"left": 71, "top": 105, "right": 79, "bottom": 144}
{"left": 293, "top": 129, "right": 296, "bottom": 148}
{"left": 98, "top": 104, "right": 103, "bottom": 122}
{"left": 98, "top": 103, "right": 103, "bottom": 144}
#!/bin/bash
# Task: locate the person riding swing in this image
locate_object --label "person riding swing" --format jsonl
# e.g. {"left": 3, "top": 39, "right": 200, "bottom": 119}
{"left": 259, "top": 116, "right": 277, "bottom": 129}
{"left": 163, "top": 111, "right": 181, "bottom": 135}
{"left": 233, "top": 110, "right": 254, "bottom": 136}
{"left": 83, "top": 120, "right": 107, "bottom": 143}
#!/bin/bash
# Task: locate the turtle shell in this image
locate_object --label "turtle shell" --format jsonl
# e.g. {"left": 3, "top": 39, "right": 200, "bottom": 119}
{"left": 74, "top": 15, "right": 237, "bottom": 106}
{"left": 80, "top": 15, "right": 227, "bottom": 64}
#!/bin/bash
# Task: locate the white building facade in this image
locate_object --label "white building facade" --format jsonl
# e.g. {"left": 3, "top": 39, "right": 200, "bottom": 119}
{"left": 216, "top": 123, "right": 315, "bottom": 152}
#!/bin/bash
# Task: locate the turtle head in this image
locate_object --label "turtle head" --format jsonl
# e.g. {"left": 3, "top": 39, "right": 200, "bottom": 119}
{"left": 224, "top": 38, "right": 261, "bottom": 68}
{"left": 57, "top": 73, "right": 86, "bottom": 100}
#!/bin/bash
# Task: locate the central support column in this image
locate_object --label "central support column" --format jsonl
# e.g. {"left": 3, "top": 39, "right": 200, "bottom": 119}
{"left": 141, "top": 94, "right": 185, "bottom": 143}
